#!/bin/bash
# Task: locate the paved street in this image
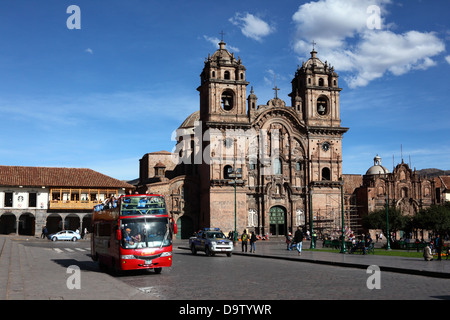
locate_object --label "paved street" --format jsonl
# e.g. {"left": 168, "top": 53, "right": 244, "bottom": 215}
{"left": 1, "top": 235, "right": 450, "bottom": 303}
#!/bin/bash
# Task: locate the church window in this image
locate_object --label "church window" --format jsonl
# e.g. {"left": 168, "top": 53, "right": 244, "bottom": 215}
{"left": 224, "top": 71, "right": 230, "bottom": 80}
{"left": 333, "top": 79, "right": 337, "bottom": 86}
{"left": 296, "top": 161, "right": 302, "bottom": 171}
{"left": 273, "top": 158, "right": 282, "bottom": 175}
{"left": 317, "top": 97, "right": 328, "bottom": 116}
{"left": 224, "top": 165, "right": 233, "bottom": 179}
{"left": 322, "top": 167, "right": 331, "bottom": 180}
{"left": 249, "top": 158, "right": 257, "bottom": 170}
{"left": 318, "top": 78, "right": 324, "bottom": 86}
{"left": 401, "top": 187, "right": 408, "bottom": 198}
{"left": 212, "top": 71, "right": 215, "bottom": 78}
{"left": 240, "top": 73, "right": 244, "bottom": 80}
{"left": 155, "top": 167, "right": 165, "bottom": 177}
{"left": 221, "top": 90, "right": 234, "bottom": 111}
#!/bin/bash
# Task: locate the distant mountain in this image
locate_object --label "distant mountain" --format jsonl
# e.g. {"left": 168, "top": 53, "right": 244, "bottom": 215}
{"left": 416, "top": 168, "right": 450, "bottom": 178}
{"left": 125, "top": 178, "right": 139, "bottom": 186}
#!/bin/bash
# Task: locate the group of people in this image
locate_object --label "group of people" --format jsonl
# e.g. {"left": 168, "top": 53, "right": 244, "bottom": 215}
{"left": 348, "top": 234, "right": 373, "bottom": 254}
{"left": 240, "top": 230, "right": 258, "bottom": 253}
{"left": 285, "top": 227, "right": 305, "bottom": 256}
{"left": 423, "top": 234, "right": 446, "bottom": 261}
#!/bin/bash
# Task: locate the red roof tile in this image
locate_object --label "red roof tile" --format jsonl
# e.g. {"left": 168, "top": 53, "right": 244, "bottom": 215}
{"left": 0, "top": 166, "right": 134, "bottom": 189}
{"left": 438, "top": 176, "right": 450, "bottom": 190}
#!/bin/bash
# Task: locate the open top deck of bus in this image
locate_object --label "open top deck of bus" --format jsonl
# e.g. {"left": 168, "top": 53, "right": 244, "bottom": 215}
{"left": 92, "top": 194, "right": 167, "bottom": 220}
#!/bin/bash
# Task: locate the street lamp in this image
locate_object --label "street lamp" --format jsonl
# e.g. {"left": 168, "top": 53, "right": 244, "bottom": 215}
{"left": 309, "top": 188, "right": 315, "bottom": 249}
{"left": 385, "top": 194, "right": 391, "bottom": 250}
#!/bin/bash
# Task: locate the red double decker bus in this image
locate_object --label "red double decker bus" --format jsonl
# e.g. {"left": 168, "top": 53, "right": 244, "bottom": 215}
{"left": 91, "top": 194, "right": 177, "bottom": 274}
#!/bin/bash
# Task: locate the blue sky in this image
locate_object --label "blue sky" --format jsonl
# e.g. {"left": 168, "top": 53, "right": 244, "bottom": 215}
{"left": 0, "top": 0, "right": 449, "bottom": 180}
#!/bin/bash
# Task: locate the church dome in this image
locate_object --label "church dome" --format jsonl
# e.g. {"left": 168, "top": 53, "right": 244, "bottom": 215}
{"left": 304, "top": 50, "right": 325, "bottom": 69}
{"left": 365, "top": 155, "right": 390, "bottom": 175}
{"left": 210, "top": 40, "right": 237, "bottom": 65}
{"left": 179, "top": 110, "right": 200, "bottom": 129}
{"left": 299, "top": 49, "right": 338, "bottom": 77}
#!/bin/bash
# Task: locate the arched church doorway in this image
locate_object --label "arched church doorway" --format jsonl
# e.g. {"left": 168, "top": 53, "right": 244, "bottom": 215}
{"left": 269, "top": 206, "right": 286, "bottom": 236}
{"left": 176, "top": 215, "right": 194, "bottom": 239}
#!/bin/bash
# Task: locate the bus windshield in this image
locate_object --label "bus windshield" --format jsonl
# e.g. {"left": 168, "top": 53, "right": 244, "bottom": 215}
{"left": 120, "top": 195, "right": 166, "bottom": 216}
{"left": 120, "top": 217, "right": 172, "bottom": 249}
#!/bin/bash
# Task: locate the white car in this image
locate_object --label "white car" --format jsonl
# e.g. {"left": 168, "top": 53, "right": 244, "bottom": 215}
{"left": 49, "top": 230, "right": 81, "bottom": 242}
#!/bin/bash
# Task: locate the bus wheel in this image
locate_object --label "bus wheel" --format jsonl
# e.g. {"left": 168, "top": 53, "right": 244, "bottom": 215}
{"left": 154, "top": 268, "right": 162, "bottom": 274}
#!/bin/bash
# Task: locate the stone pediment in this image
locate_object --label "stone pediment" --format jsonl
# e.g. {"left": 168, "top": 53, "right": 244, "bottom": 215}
{"left": 267, "top": 98, "right": 286, "bottom": 108}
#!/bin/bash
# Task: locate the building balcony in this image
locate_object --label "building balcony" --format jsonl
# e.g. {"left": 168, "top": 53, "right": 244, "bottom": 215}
{"left": 48, "top": 200, "right": 102, "bottom": 210}
{"left": 49, "top": 188, "right": 121, "bottom": 211}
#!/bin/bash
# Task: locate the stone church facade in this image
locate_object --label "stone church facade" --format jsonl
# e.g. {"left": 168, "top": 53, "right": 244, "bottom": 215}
{"left": 359, "top": 155, "right": 435, "bottom": 216}
{"left": 138, "top": 40, "right": 348, "bottom": 238}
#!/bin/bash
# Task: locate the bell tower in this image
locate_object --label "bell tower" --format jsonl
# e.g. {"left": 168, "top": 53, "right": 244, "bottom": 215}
{"left": 289, "top": 48, "right": 348, "bottom": 184}
{"left": 290, "top": 49, "right": 341, "bottom": 128}
{"left": 197, "top": 40, "right": 249, "bottom": 124}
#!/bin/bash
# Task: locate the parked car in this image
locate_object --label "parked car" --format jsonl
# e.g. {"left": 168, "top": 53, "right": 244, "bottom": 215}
{"left": 48, "top": 230, "right": 81, "bottom": 242}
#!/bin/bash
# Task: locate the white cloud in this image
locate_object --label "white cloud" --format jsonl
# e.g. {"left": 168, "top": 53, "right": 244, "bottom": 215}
{"left": 446, "top": 55, "right": 450, "bottom": 65}
{"left": 229, "top": 13, "right": 274, "bottom": 42}
{"left": 292, "top": 0, "right": 445, "bottom": 88}
{"left": 85, "top": 48, "right": 93, "bottom": 54}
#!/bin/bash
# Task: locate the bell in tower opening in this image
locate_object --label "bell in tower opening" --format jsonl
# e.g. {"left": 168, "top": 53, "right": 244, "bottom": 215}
{"left": 221, "top": 90, "right": 234, "bottom": 111}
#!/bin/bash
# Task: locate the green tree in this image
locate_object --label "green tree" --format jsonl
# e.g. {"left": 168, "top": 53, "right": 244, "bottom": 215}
{"left": 362, "top": 206, "right": 409, "bottom": 242}
{"left": 414, "top": 204, "right": 450, "bottom": 235}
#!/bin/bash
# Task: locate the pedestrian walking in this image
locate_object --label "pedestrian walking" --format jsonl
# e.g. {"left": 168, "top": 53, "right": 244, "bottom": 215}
{"left": 294, "top": 227, "right": 304, "bottom": 256}
{"left": 241, "top": 230, "right": 248, "bottom": 252}
{"left": 435, "top": 234, "right": 443, "bottom": 261}
{"left": 249, "top": 231, "right": 257, "bottom": 253}
{"left": 41, "top": 225, "right": 48, "bottom": 239}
